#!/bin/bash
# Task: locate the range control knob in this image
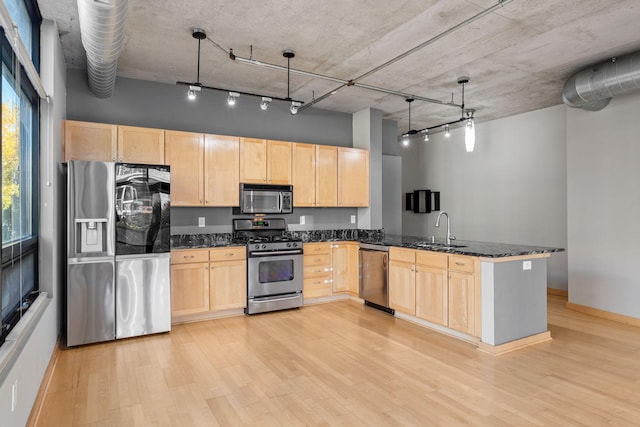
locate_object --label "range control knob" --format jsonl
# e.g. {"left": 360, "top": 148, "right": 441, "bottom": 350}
{"left": 292, "top": 242, "right": 298, "bottom": 247}
{"left": 254, "top": 244, "right": 260, "bottom": 250}
{"left": 286, "top": 242, "right": 292, "bottom": 248}
{"left": 262, "top": 244, "right": 267, "bottom": 249}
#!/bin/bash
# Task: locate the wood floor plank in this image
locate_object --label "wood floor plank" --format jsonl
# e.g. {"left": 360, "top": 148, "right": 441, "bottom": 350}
{"left": 36, "top": 296, "right": 640, "bottom": 426}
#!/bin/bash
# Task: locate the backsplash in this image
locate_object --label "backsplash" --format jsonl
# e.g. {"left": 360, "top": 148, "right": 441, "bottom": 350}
{"left": 171, "top": 229, "right": 385, "bottom": 248}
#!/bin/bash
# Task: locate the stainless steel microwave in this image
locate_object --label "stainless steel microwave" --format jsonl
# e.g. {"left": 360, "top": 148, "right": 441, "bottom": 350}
{"left": 239, "top": 183, "right": 293, "bottom": 214}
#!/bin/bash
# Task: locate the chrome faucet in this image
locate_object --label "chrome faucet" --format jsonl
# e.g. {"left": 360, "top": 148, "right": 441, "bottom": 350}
{"left": 435, "top": 211, "right": 456, "bottom": 246}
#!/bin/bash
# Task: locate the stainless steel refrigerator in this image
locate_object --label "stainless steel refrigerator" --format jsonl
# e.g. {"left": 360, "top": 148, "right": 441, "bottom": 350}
{"left": 67, "top": 160, "right": 171, "bottom": 346}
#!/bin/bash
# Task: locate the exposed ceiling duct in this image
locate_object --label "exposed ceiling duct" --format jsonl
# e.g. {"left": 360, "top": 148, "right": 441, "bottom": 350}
{"left": 562, "top": 51, "right": 640, "bottom": 111}
{"left": 77, "top": 0, "right": 128, "bottom": 98}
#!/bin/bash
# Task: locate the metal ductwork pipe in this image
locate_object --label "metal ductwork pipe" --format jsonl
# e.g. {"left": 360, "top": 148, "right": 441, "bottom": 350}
{"left": 77, "top": 0, "right": 129, "bottom": 98}
{"left": 562, "top": 51, "right": 640, "bottom": 111}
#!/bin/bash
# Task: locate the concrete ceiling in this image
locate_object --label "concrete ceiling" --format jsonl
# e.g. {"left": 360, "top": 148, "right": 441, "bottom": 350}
{"left": 38, "top": 0, "right": 640, "bottom": 137}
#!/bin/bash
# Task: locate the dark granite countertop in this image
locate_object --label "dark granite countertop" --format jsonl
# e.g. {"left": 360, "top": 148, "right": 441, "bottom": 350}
{"left": 359, "top": 234, "right": 564, "bottom": 258}
{"left": 171, "top": 230, "right": 564, "bottom": 259}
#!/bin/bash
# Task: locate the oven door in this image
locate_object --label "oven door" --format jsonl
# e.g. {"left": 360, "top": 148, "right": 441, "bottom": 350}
{"left": 247, "top": 251, "right": 303, "bottom": 297}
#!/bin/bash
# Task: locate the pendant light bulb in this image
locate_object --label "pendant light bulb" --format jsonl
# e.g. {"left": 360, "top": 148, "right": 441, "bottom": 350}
{"left": 444, "top": 124, "right": 451, "bottom": 138}
{"left": 402, "top": 135, "right": 410, "bottom": 147}
{"left": 290, "top": 101, "right": 302, "bottom": 115}
{"left": 465, "top": 118, "right": 476, "bottom": 152}
{"left": 423, "top": 129, "right": 429, "bottom": 142}
{"left": 187, "top": 85, "right": 200, "bottom": 101}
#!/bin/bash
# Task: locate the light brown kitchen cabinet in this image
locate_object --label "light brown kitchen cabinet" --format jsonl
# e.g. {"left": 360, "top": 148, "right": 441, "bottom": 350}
{"left": 205, "top": 134, "right": 240, "bottom": 206}
{"left": 209, "top": 247, "right": 246, "bottom": 311}
{"left": 292, "top": 142, "right": 316, "bottom": 206}
{"left": 303, "top": 243, "right": 333, "bottom": 299}
{"left": 170, "top": 249, "right": 210, "bottom": 317}
{"left": 165, "top": 130, "right": 204, "bottom": 206}
{"left": 165, "top": 131, "right": 240, "bottom": 207}
{"left": 63, "top": 120, "right": 117, "bottom": 162}
{"left": 240, "top": 138, "right": 292, "bottom": 184}
{"left": 447, "top": 256, "right": 478, "bottom": 335}
{"left": 389, "top": 247, "right": 417, "bottom": 315}
{"left": 338, "top": 147, "right": 369, "bottom": 207}
{"left": 330, "top": 242, "right": 359, "bottom": 294}
{"left": 316, "top": 145, "right": 338, "bottom": 207}
{"left": 415, "top": 252, "right": 448, "bottom": 326}
{"left": 117, "top": 125, "right": 165, "bottom": 164}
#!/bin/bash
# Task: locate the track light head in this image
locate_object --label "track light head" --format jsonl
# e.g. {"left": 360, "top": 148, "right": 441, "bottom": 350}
{"left": 187, "top": 85, "right": 201, "bottom": 101}
{"left": 260, "top": 97, "right": 272, "bottom": 111}
{"left": 290, "top": 101, "right": 302, "bottom": 115}
{"left": 423, "top": 129, "right": 429, "bottom": 142}
{"left": 227, "top": 91, "right": 239, "bottom": 106}
{"left": 444, "top": 124, "right": 451, "bottom": 138}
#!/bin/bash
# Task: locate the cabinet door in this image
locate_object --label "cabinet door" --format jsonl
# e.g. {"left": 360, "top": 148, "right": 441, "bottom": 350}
{"left": 415, "top": 265, "right": 448, "bottom": 326}
{"left": 331, "top": 244, "right": 349, "bottom": 293}
{"left": 205, "top": 134, "right": 240, "bottom": 206}
{"left": 338, "top": 147, "right": 369, "bottom": 207}
{"left": 448, "top": 271, "right": 475, "bottom": 334}
{"left": 117, "top": 125, "right": 165, "bottom": 164}
{"left": 165, "top": 131, "right": 204, "bottom": 206}
{"left": 239, "top": 138, "right": 267, "bottom": 183}
{"left": 210, "top": 259, "right": 246, "bottom": 311}
{"left": 267, "top": 140, "right": 292, "bottom": 184}
{"left": 346, "top": 243, "right": 360, "bottom": 295}
{"left": 170, "top": 262, "right": 209, "bottom": 317}
{"left": 389, "top": 260, "right": 415, "bottom": 315}
{"left": 316, "top": 145, "right": 337, "bottom": 207}
{"left": 63, "top": 120, "right": 116, "bottom": 162}
{"left": 292, "top": 143, "right": 316, "bottom": 206}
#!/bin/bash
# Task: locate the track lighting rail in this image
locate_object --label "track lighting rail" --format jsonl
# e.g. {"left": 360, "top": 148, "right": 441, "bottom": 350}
{"left": 176, "top": 81, "right": 303, "bottom": 104}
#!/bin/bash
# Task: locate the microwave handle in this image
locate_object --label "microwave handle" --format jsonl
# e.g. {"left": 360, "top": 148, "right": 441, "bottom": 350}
{"left": 278, "top": 192, "right": 283, "bottom": 212}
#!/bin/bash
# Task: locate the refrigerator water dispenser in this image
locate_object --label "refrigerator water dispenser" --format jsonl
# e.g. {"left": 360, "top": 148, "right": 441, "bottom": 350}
{"left": 77, "top": 218, "right": 108, "bottom": 253}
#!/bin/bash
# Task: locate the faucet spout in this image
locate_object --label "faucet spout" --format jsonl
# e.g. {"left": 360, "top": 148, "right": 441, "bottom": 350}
{"left": 434, "top": 211, "right": 455, "bottom": 245}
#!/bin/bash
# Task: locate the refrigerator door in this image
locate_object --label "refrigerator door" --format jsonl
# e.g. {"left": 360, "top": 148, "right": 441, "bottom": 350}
{"left": 116, "top": 253, "right": 171, "bottom": 339}
{"left": 67, "top": 258, "right": 115, "bottom": 346}
{"left": 115, "top": 164, "right": 170, "bottom": 255}
{"left": 68, "top": 160, "right": 115, "bottom": 259}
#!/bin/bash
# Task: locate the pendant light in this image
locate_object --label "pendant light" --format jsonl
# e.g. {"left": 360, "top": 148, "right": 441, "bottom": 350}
{"left": 187, "top": 28, "right": 206, "bottom": 100}
{"left": 465, "top": 108, "right": 476, "bottom": 152}
{"left": 401, "top": 98, "right": 417, "bottom": 146}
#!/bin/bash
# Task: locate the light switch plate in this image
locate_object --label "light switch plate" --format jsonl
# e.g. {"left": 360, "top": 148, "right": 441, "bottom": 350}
{"left": 350, "top": 215, "right": 356, "bottom": 224}
{"left": 198, "top": 217, "right": 205, "bottom": 227}
{"left": 523, "top": 260, "right": 532, "bottom": 270}
{"left": 300, "top": 216, "right": 305, "bottom": 225}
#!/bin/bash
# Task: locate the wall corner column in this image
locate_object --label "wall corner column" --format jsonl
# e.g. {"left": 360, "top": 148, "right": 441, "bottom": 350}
{"left": 353, "top": 108, "right": 382, "bottom": 229}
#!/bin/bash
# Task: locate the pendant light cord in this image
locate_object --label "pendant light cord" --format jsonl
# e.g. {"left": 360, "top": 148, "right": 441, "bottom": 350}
{"left": 196, "top": 37, "right": 201, "bottom": 84}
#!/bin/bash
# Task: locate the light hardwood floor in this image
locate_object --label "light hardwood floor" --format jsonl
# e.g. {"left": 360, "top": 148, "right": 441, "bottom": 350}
{"left": 34, "top": 296, "right": 640, "bottom": 426}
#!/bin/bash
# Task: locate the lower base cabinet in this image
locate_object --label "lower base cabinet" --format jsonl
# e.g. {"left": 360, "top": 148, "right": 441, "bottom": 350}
{"left": 303, "top": 241, "right": 359, "bottom": 299}
{"left": 389, "top": 247, "right": 480, "bottom": 337}
{"left": 171, "top": 247, "right": 246, "bottom": 319}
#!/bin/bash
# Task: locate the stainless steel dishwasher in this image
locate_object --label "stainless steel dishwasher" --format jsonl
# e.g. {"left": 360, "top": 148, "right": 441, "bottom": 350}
{"left": 359, "top": 243, "right": 394, "bottom": 314}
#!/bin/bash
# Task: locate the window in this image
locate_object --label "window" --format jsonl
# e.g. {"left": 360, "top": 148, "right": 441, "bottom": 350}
{"left": 1, "top": 0, "right": 41, "bottom": 346}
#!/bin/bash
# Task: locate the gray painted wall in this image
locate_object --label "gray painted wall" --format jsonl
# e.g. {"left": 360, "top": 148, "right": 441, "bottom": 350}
{"left": 401, "top": 105, "right": 568, "bottom": 290}
{"left": 382, "top": 155, "right": 402, "bottom": 235}
{"left": 567, "top": 91, "right": 640, "bottom": 318}
{"left": 67, "top": 69, "right": 397, "bottom": 232}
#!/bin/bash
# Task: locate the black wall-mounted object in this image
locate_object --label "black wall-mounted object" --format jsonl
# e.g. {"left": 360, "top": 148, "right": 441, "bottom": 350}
{"left": 405, "top": 190, "right": 440, "bottom": 213}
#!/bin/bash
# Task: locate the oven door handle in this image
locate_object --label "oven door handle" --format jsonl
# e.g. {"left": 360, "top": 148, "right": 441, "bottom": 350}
{"left": 250, "top": 250, "right": 303, "bottom": 257}
{"left": 252, "top": 294, "right": 302, "bottom": 303}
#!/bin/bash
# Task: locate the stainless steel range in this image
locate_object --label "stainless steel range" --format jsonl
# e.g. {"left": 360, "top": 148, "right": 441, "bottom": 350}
{"left": 233, "top": 218, "right": 303, "bottom": 314}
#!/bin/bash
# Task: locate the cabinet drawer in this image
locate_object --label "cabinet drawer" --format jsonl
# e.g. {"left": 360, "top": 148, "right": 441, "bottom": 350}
{"left": 304, "top": 254, "right": 331, "bottom": 267}
{"left": 209, "top": 246, "right": 246, "bottom": 261}
{"left": 448, "top": 255, "right": 474, "bottom": 273}
{"left": 416, "top": 251, "right": 448, "bottom": 269}
{"left": 304, "top": 243, "right": 331, "bottom": 255}
{"left": 304, "top": 265, "right": 333, "bottom": 278}
{"left": 304, "top": 278, "right": 333, "bottom": 298}
{"left": 171, "top": 249, "right": 210, "bottom": 264}
{"left": 389, "top": 247, "right": 416, "bottom": 263}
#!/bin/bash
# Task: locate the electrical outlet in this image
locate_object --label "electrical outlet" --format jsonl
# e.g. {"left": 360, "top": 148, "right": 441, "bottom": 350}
{"left": 300, "top": 216, "right": 305, "bottom": 225}
{"left": 350, "top": 215, "right": 356, "bottom": 224}
{"left": 11, "top": 380, "right": 17, "bottom": 412}
{"left": 198, "top": 217, "right": 205, "bottom": 227}
{"left": 523, "top": 260, "right": 532, "bottom": 271}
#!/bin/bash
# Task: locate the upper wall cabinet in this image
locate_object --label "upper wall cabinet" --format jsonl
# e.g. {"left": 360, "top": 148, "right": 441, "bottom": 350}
{"left": 117, "top": 125, "right": 165, "bottom": 164}
{"left": 316, "top": 145, "right": 338, "bottom": 207}
{"left": 165, "top": 130, "right": 204, "bottom": 206}
{"left": 338, "top": 147, "right": 369, "bottom": 207}
{"left": 240, "top": 138, "right": 292, "bottom": 184}
{"left": 292, "top": 142, "right": 316, "bottom": 207}
{"left": 165, "top": 131, "right": 240, "bottom": 207}
{"left": 64, "top": 120, "right": 165, "bottom": 164}
{"left": 63, "top": 120, "right": 116, "bottom": 162}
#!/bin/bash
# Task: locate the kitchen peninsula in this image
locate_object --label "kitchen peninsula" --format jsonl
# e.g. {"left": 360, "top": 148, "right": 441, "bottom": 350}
{"left": 172, "top": 230, "right": 564, "bottom": 355}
